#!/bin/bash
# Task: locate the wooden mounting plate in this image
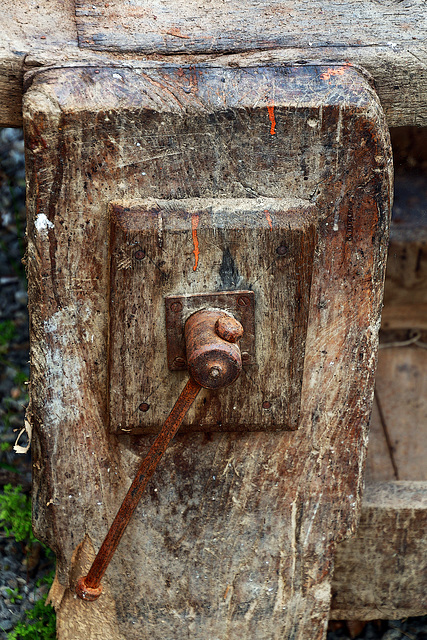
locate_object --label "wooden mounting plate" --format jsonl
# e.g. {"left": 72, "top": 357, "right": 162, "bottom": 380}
{"left": 108, "top": 198, "right": 317, "bottom": 434}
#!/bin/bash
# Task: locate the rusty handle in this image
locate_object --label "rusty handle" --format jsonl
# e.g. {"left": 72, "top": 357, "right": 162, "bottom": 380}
{"left": 75, "top": 377, "right": 201, "bottom": 601}
{"left": 76, "top": 308, "right": 243, "bottom": 601}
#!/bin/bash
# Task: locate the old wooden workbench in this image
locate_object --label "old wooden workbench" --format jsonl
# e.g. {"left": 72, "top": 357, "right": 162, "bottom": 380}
{"left": 2, "top": 1, "right": 426, "bottom": 638}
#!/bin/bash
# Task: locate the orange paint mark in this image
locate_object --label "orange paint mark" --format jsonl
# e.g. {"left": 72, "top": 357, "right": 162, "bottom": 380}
{"left": 164, "top": 27, "right": 190, "bottom": 39}
{"left": 320, "top": 62, "right": 352, "bottom": 82}
{"left": 192, "top": 213, "right": 200, "bottom": 271}
{"left": 267, "top": 105, "right": 276, "bottom": 135}
{"left": 264, "top": 210, "right": 273, "bottom": 230}
{"left": 223, "top": 585, "right": 231, "bottom": 600}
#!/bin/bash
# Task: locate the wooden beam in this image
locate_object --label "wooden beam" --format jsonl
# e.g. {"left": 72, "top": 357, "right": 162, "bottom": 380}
{"left": 1, "top": 0, "right": 78, "bottom": 126}
{"left": 331, "top": 481, "right": 427, "bottom": 620}
{"left": 75, "top": 0, "right": 427, "bottom": 56}
{"left": 2, "top": 0, "right": 427, "bottom": 127}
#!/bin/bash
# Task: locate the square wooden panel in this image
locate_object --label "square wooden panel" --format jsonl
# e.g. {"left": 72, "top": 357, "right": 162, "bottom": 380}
{"left": 108, "top": 197, "right": 317, "bottom": 433}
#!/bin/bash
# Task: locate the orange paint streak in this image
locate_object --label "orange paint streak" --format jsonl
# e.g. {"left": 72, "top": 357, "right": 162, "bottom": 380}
{"left": 267, "top": 105, "right": 276, "bottom": 135}
{"left": 164, "top": 27, "right": 190, "bottom": 39}
{"left": 192, "top": 213, "right": 200, "bottom": 271}
{"left": 320, "top": 62, "right": 352, "bottom": 81}
{"left": 264, "top": 210, "right": 273, "bottom": 230}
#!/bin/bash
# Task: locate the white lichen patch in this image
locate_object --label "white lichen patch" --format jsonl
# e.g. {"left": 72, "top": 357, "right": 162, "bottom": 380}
{"left": 35, "top": 213, "right": 54, "bottom": 232}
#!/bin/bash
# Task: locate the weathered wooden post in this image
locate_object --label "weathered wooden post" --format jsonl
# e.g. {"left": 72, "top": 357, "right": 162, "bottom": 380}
{"left": 2, "top": 1, "right": 427, "bottom": 638}
{"left": 23, "top": 63, "right": 391, "bottom": 638}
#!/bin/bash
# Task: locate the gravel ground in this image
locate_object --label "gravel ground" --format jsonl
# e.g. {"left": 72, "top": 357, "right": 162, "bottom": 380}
{"left": 0, "top": 127, "right": 54, "bottom": 638}
{"left": 0, "top": 127, "right": 426, "bottom": 638}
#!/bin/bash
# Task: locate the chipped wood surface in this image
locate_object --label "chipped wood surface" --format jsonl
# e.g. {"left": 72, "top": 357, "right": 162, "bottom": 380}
{"left": 23, "top": 64, "right": 391, "bottom": 638}
{"left": 331, "top": 481, "right": 427, "bottom": 620}
{"left": 1, "top": 0, "right": 427, "bottom": 127}
{"left": 1, "top": 0, "right": 77, "bottom": 126}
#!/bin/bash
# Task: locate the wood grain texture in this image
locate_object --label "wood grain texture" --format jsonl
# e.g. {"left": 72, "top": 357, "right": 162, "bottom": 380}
{"left": 375, "top": 347, "right": 427, "bottom": 482}
{"left": 364, "top": 396, "right": 397, "bottom": 484}
{"left": 75, "top": 0, "right": 427, "bottom": 54}
{"left": 108, "top": 198, "right": 316, "bottom": 434}
{"left": 331, "top": 481, "right": 427, "bottom": 620}
{"left": 381, "top": 215, "right": 427, "bottom": 330}
{"left": 1, "top": 0, "right": 78, "bottom": 126}
{"left": 1, "top": 0, "right": 427, "bottom": 126}
{"left": 23, "top": 64, "right": 391, "bottom": 639}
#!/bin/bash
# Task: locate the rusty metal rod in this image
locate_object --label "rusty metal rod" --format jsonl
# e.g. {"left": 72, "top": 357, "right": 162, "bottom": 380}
{"left": 76, "top": 377, "right": 201, "bottom": 601}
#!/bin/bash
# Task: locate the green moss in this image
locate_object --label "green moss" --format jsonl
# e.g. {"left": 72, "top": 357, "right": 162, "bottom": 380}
{"left": 6, "top": 593, "right": 56, "bottom": 640}
{"left": 0, "top": 485, "right": 56, "bottom": 639}
{"left": 0, "top": 484, "right": 34, "bottom": 545}
{"left": 0, "top": 320, "right": 17, "bottom": 347}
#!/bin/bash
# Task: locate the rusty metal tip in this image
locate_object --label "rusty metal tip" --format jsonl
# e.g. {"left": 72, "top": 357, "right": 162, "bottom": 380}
{"left": 215, "top": 316, "right": 244, "bottom": 343}
{"left": 75, "top": 576, "right": 103, "bottom": 601}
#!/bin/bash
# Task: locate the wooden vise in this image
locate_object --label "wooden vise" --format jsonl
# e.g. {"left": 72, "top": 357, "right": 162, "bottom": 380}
{"left": 2, "top": 1, "right": 426, "bottom": 638}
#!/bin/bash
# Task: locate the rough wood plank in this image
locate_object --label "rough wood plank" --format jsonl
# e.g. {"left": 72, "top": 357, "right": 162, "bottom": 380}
{"left": 331, "top": 481, "right": 427, "bottom": 620}
{"left": 381, "top": 209, "right": 427, "bottom": 330}
{"left": 1, "top": 1, "right": 427, "bottom": 126}
{"left": 375, "top": 347, "right": 427, "bottom": 482}
{"left": 364, "top": 395, "right": 396, "bottom": 484}
{"left": 75, "top": 0, "right": 427, "bottom": 54}
{"left": 108, "top": 198, "right": 316, "bottom": 434}
{"left": 23, "top": 64, "right": 391, "bottom": 639}
{"left": 74, "top": 0, "right": 427, "bottom": 127}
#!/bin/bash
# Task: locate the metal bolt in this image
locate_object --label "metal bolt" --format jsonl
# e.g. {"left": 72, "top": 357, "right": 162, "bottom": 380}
{"left": 262, "top": 401, "right": 271, "bottom": 409}
{"left": 134, "top": 249, "right": 146, "bottom": 260}
{"left": 241, "top": 351, "right": 251, "bottom": 363}
{"left": 276, "top": 245, "right": 287, "bottom": 256}
{"left": 209, "top": 367, "right": 221, "bottom": 379}
{"left": 139, "top": 402, "right": 150, "bottom": 412}
{"left": 170, "top": 301, "right": 183, "bottom": 313}
{"left": 173, "top": 357, "right": 187, "bottom": 368}
{"left": 237, "top": 296, "right": 251, "bottom": 307}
